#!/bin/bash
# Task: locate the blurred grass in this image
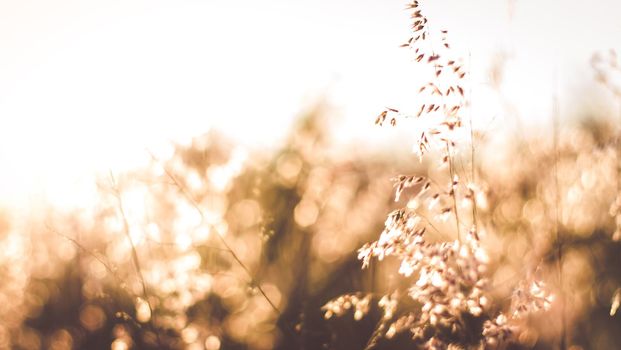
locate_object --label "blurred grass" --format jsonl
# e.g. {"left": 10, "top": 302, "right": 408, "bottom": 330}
{"left": 0, "top": 101, "right": 621, "bottom": 349}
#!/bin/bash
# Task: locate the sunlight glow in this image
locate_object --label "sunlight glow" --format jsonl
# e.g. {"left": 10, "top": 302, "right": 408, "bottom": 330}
{"left": 1, "top": 0, "right": 620, "bottom": 210}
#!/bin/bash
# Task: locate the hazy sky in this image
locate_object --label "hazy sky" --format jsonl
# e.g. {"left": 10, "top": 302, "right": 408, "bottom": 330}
{"left": 1, "top": 0, "right": 620, "bottom": 209}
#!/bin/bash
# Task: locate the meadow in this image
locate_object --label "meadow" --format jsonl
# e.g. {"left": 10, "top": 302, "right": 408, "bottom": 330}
{"left": 1, "top": 1, "right": 621, "bottom": 349}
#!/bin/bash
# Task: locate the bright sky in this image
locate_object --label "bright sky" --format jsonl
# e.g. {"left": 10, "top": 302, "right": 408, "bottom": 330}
{"left": 1, "top": 0, "right": 620, "bottom": 210}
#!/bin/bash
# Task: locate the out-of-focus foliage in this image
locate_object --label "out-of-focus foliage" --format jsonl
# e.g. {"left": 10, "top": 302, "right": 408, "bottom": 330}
{"left": 478, "top": 118, "right": 621, "bottom": 349}
{"left": 1, "top": 102, "right": 621, "bottom": 349}
{"left": 0, "top": 103, "right": 406, "bottom": 350}
{"left": 0, "top": 101, "right": 621, "bottom": 350}
{"left": 1, "top": 6, "right": 621, "bottom": 350}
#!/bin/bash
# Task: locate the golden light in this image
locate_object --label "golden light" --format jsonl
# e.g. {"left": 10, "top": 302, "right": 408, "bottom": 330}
{"left": 1, "top": 0, "right": 621, "bottom": 349}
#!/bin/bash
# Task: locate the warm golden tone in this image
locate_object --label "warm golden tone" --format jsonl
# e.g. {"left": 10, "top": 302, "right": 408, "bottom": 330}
{"left": 1, "top": 1, "right": 621, "bottom": 349}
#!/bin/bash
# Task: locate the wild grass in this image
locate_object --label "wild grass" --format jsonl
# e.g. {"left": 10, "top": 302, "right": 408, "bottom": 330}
{"left": 0, "top": 1, "right": 620, "bottom": 350}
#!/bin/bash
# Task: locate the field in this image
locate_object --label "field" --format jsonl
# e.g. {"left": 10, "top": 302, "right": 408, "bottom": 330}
{"left": 1, "top": 1, "right": 621, "bottom": 349}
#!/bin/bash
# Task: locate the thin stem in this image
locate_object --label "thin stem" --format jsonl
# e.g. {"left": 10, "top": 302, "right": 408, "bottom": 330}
{"left": 468, "top": 52, "right": 478, "bottom": 230}
{"left": 446, "top": 142, "right": 461, "bottom": 242}
{"left": 51, "top": 214, "right": 161, "bottom": 345}
{"left": 50, "top": 226, "right": 126, "bottom": 289}
{"left": 148, "top": 151, "right": 281, "bottom": 315}
{"left": 109, "top": 171, "right": 150, "bottom": 301}
{"left": 419, "top": 213, "right": 451, "bottom": 241}
{"left": 363, "top": 319, "right": 387, "bottom": 350}
{"left": 108, "top": 172, "right": 163, "bottom": 346}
